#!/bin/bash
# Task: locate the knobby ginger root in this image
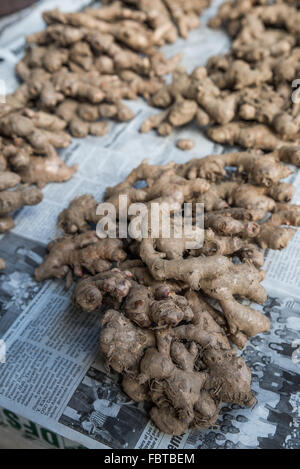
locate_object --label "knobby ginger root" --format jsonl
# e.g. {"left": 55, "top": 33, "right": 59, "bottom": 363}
{"left": 0, "top": 217, "right": 15, "bottom": 234}
{"left": 0, "top": 172, "right": 21, "bottom": 191}
{"left": 207, "top": 123, "right": 299, "bottom": 151}
{"left": 257, "top": 207, "right": 300, "bottom": 250}
{"left": 139, "top": 237, "right": 269, "bottom": 341}
{"left": 102, "top": 0, "right": 211, "bottom": 43}
{"left": 0, "top": 186, "right": 43, "bottom": 217}
{"left": 0, "top": 111, "right": 71, "bottom": 155}
{"left": 0, "top": 110, "right": 76, "bottom": 232}
{"left": 176, "top": 139, "right": 195, "bottom": 151}
{"left": 34, "top": 232, "right": 127, "bottom": 285}
{"left": 100, "top": 308, "right": 156, "bottom": 374}
{"left": 73, "top": 269, "right": 133, "bottom": 312}
{"left": 179, "top": 149, "right": 295, "bottom": 186}
{"left": 3, "top": 142, "right": 77, "bottom": 188}
{"left": 100, "top": 295, "right": 256, "bottom": 435}
{"left": 125, "top": 288, "right": 194, "bottom": 328}
{"left": 58, "top": 194, "right": 99, "bottom": 234}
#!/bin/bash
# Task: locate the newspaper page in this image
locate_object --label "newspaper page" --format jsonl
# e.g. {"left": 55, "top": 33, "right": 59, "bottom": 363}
{"left": 0, "top": 0, "right": 299, "bottom": 450}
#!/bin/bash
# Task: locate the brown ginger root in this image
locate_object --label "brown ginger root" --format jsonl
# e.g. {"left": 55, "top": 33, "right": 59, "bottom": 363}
{"left": 176, "top": 139, "right": 195, "bottom": 151}
{"left": 0, "top": 217, "right": 15, "bottom": 234}
{"left": 0, "top": 111, "right": 71, "bottom": 154}
{"left": 35, "top": 232, "right": 127, "bottom": 284}
{"left": 196, "top": 180, "right": 285, "bottom": 214}
{"left": 179, "top": 149, "right": 295, "bottom": 186}
{"left": 100, "top": 308, "right": 156, "bottom": 374}
{"left": 139, "top": 237, "right": 269, "bottom": 340}
{"left": 102, "top": 0, "right": 211, "bottom": 43}
{"left": 207, "top": 122, "right": 300, "bottom": 151}
{"left": 73, "top": 269, "right": 133, "bottom": 312}
{"left": 256, "top": 208, "right": 300, "bottom": 250}
{"left": 0, "top": 172, "right": 21, "bottom": 191}
{"left": 199, "top": 263, "right": 269, "bottom": 339}
{"left": 58, "top": 194, "right": 99, "bottom": 234}
{"left": 103, "top": 315, "right": 255, "bottom": 434}
{"left": 204, "top": 211, "right": 260, "bottom": 239}
{"left": 124, "top": 288, "right": 194, "bottom": 328}
{"left": 0, "top": 186, "right": 43, "bottom": 217}
{"left": 4, "top": 142, "right": 77, "bottom": 188}
{"left": 120, "top": 259, "right": 184, "bottom": 294}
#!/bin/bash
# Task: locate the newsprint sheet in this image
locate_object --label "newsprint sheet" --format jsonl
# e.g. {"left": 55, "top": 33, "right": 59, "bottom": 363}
{"left": 0, "top": 0, "right": 299, "bottom": 450}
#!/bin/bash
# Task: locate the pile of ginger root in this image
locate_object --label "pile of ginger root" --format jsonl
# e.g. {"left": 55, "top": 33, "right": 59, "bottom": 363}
{"left": 0, "top": 111, "right": 77, "bottom": 236}
{"left": 0, "top": 0, "right": 212, "bottom": 239}
{"left": 13, "top": 0, "right": 212, "bottom": 141}
{"left": 141, "top": 0, "right": 300, "bottom": 152}
{"left": 34, "top": 145, "right": 300, "bottom": 435}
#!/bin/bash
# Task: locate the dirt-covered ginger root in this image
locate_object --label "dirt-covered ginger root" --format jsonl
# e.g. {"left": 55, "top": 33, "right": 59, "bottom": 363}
{"left": 73, "top": 269, "right": 133, "bottom": 312}
{"left": 0, "top": 186, "right": 43, "bottom": 217}
{"left": 35, "top": 232, "right": 126, "bottom": 285}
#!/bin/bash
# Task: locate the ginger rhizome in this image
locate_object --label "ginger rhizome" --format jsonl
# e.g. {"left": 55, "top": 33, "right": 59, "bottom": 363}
{"left": 0, "top": 258, "right": 6, "bottom": 271}
{"left": 0, "top": 167, "right": 43, "bottom": 233}
{"left": 35, "top": 232, "right": 127, "bottom": 287}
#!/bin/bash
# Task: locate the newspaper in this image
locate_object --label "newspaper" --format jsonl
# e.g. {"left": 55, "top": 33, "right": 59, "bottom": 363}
{"left": 0, "top": 0, "right": 299, "bottom": 450}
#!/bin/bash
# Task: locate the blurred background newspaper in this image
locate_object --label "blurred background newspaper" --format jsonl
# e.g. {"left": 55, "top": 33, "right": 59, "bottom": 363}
{"left": 0, "top": 0, "right": 299, "bottom": 450}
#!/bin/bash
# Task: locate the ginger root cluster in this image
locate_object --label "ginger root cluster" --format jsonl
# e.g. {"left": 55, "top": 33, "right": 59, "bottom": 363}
{"left": 0, "top": 1, "right": 212, "bottom": 235}
{"left": 35, "top": 148, "right": 300, "bottom": 434}
{"left": 14, "top": 0, "right": 212, "bottom": 141}
{"left": 141, "top": 0, "right": 300, "bottom": 152}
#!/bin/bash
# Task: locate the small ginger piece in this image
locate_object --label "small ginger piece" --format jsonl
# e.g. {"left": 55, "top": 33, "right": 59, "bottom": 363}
{"left": 58, "top": 194, "right": 99, "bottom": 234}
{"left": 0, "top": 217, "right": 14, "bottom": 234}
{"left": 176, "top": 139, "right": 195, "bottom": 151}
{"left": 0, "top": 187, "right": 43, "bottom": 217}
{"left": 257, "top": 208, "right": 300, "bottom": 250}
{"left": 0, "top": 258, "right": 5, "bottom": 271}
{"left": 0, "top": 172, "right": 21, "bottom": 191}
